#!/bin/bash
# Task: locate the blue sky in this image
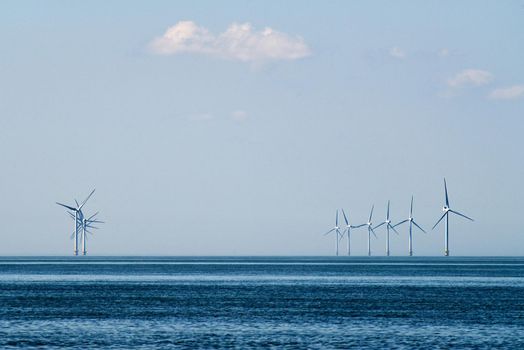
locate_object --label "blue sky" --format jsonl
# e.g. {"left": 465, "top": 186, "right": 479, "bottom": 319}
{"left": 1, "top": 1, "right": 523, "bottom": 255}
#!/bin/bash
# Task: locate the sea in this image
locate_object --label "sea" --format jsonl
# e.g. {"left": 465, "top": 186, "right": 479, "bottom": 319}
{"left": 0, "top": 257, "right": 523, "bottom": 349}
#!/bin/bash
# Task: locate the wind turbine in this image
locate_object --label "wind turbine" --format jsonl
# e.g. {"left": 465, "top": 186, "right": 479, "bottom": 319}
{"left": 373, "top": 200, "right": 399, "bottom": 256}
{"left": 56, "top": 189, "right": 95, "bottom": 255}
{"left": 432, "top": 179, "right": 474, "bottom": 256}
{"left": 394, "top": 196, "right": 426, "bottom": 256}
{"left": 341, "top": 209, "right": 364, "bottom": 256}
{"left": 80, "top": 212, "right": 104, "bottom": 256}
{"left": 323, "top": 210, "right": 342, "bottom": 256}
{"left": 353, "top": 205, "right": 377, "bottom": 256}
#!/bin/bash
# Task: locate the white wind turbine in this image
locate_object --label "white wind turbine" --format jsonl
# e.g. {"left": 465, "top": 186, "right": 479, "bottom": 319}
{"left": 394, "top": 196, "right": 426, "bottom": 256}
{"left": 341, "top": 209, "right": 362, "bottom": 256}
{"left": 68, "top": 211, "right": 104, "bottom": 255}
{"left": 80, "top": 212, "right": 104, "bottom": 256}
{"left": 56, "top": 189, "right": 95, "bottom": 255}
{"left": 373, "top": 200, "right": 400, "bottom": 256}
{"left": 323, "top": 210, "right": 342, "bottom": 256}
{"left": 352, "top": 205, "right": 377, "bottom": 256}
{"left": 432, "top": 178, "right": 474, "bottom": 256}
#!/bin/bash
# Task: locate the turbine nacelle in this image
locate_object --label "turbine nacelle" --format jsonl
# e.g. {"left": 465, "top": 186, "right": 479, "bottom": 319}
{"left": 443, "top": 206, "right": 449, "bottom": 212}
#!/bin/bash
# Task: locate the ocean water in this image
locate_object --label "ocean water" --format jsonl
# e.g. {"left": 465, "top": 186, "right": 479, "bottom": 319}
{"left": 0, "top": 257, "right": 523, "bottom": 349}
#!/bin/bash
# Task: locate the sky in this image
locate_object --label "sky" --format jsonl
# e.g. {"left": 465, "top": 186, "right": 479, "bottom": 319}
{"left": 1, "top": 0, "right": 523, "bottom": 256}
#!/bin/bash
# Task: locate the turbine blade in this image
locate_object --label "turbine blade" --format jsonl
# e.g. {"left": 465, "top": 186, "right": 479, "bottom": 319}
{"left": 87, "top": 212, "right": 99, "bottom": 221}
{"left": 56, "top": 202, "right": 76, "bottom": 211}
{"left": 444, "top": 178, "right": 449, "bottom": 207}
{"left": 79, "top": 189, "right": 96, "bottom": 210}
{"left": 369, "top": 205, "right": 374, "bottom": 222}
{"left": 89, "top": 220, "right": 105, "bottom": 224}
{"left": 412, "top": 220, "right": 427, "bottom": 233}
{"left": 373, "top": 222, "right": 386, "bottom": 230}
{"left": 74, "top": 199, "right": 80, "bottom": 207}
{"left": 449, "top": 210, "right": 474, "bottom": 222}
{"left": 350, "top": 224, "right": 367, "bottom": 229}
{"left": 389, "top": 224, "right": 400, "bottom": 235}
{"left": 341, "top": 209, "right": 349, "bottom": 226}
{"left": 387, "top": 200, "right": 390, "bottom": 220}
{"left": 323, "top": 228, "right": 336, "bottom": 236}
{"left": 432, "top": 212, "right": 447, "bottom": 230}
{"left": 410, "top": 196, "right": 414, "bottom": 217}
{"left": 336, "top": 210, "right": 339, "bottom": 227}
{"left": 393, "top": 219, "right": 409, "bottom": 228}
{"left": 370, "top": 227, "right": 377, "bottom": 238}
{"left": 70, "top": 232, "right": 75, "bottom": 239}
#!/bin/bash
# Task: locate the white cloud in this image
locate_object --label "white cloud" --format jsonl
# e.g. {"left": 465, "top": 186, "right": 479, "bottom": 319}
{"left": 447, "top": 69, "right": 493, "bottom": 87}
{"left": 438, "top": 48, "right": 449, "bottom": 57}
{"left": 231, "top": 110, "right": 248, "bottom": 121}
{"left": 489, "top": 85, "right": 524, "bottom": 100}
{"left": 389, "top": 46, "right": 406, "bottom": 59}
{"left": 150, "top": 21, "right": 311, "bottom": 62}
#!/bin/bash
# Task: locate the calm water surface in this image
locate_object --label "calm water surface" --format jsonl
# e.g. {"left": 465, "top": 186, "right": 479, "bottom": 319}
{"left": 0, "top": 257, "right": 523, "bottom": 349}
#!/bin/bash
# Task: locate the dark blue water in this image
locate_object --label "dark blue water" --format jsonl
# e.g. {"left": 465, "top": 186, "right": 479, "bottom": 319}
{"left": 0, "top": 257, "right": 523, "bottom": 349}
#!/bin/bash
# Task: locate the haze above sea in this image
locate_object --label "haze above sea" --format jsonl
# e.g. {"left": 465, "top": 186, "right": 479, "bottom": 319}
{"left": 1, "top": 256, "right": 523, "bottom": 349}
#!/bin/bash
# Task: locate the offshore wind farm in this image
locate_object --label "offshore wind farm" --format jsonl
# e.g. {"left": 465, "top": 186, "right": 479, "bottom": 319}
{"left": 54, "top": 179, "right": 470, "bottom": 257}
{"left": 324, "top": 178, "right": 473, "bottom": 257}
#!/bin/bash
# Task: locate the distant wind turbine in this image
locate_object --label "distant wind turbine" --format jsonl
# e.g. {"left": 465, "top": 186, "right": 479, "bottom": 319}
{"left": 432, "top": 179, "right": 474, "bottom": 256}
{"left": 341, "top": 209, "right": 363, "bottom": 256}
{"left": 56, "top": 189, "right": 95, "bottom": 256}
{"left": 69, "top": 211, "right": 104, "bottom": 255}
{"left": 323, "top": 210, "right": 342, "bottom": 256}
{"left": 353, "top": 205, "right": 377, "bottom": 256}
{"left": 80, "top": 212, "right": 104, "bottom": 256}
{"left": 394, "top": 196, "right": 426, "bottom": 256}
{"left": 373, "top": 200, "right": 400, "bottom": 256}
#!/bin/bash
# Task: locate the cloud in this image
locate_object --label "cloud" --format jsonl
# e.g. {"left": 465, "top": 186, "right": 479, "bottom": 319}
{"left": 231, "top": 110, "right": 248, "bottom": 121}
{"left": 447, "top": 69, "right": 493, "bottom": 87}
{"left": 489, "top": 85, "right": 524, "bottom": 100}
{"left": 389, "top": 46, "right": 406, "bottom": 59}
{"left": 438, "top": 48, "right": 449, "bottom": 57}
{"left": 150, "top": 21, "right": 311, "bottom": 62}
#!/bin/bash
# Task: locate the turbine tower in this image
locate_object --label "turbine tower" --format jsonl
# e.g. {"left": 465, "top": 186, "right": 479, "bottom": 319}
{"left": 394, "top": 196, "right": 426, "bottom": 256}
{"left": 432, "top": 179, "right": 474, "bottom": 256}
{"left": 341, "top": 209, "right": 363, "bottom": 256}
{"left": 323, "top": 210, "right": 342, "bottom": 256}
{"left": 56, "top": 189, "right": 95, "bottom": 255}
{"left": 373, "top": 200, "right": 399, "bottom": 256}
